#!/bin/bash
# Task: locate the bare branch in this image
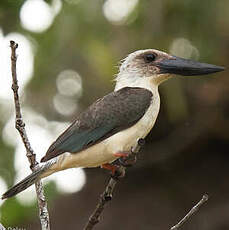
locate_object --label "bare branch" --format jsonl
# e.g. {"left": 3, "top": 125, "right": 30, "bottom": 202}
{"left": 0, "top": 223, "right": 5, "bottom": 230}
{"left": 84, "top": 138, "right": 145, "bottom": 230}
{"left": 170, "top": 194, "right": 209, "bottom": 230}
{"left": 10, "top": 40, "right": 50, "bottom": 230}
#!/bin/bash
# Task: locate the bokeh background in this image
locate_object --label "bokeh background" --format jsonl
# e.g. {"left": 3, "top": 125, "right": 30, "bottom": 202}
{"left": 0, "top": 0, "right": 229, "bottom": 229}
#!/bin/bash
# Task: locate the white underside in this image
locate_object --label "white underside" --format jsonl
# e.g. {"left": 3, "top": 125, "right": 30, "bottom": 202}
{"left": 43, "top": 86, "right": 160, "bottom": 178}
{"left": 41, "top": 75, "right": 163, "bottom": 178}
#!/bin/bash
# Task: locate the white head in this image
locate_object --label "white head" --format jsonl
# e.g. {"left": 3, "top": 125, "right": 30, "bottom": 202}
{"left": 115, "top": 49, "right": 224, "bottom": 91}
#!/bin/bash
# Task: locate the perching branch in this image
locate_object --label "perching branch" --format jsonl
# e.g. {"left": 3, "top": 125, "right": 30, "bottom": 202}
{"left": 10, "top": 40, "right": 50, "bottom": 230}
{"left": 170, "top": 194, "right": 209, "bottom": 230}
{"left": 84, "top": 138, "right": 145, "bottom": 230}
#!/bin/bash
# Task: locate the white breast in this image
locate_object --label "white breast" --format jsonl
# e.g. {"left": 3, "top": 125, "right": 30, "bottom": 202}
{"left": 105, "top": 90, "right": 160, "bottom": 154}
{"left": 48, "top": 87, "right": 161, "bottom": 173}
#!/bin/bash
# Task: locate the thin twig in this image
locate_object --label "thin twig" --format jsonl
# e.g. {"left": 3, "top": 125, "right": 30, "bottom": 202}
{"left": 0, "top": 223, "right": 5, "bottom": 230}
{"left": 10, "top": 40, "right": 50, "bottom": 230}
{"left": 170, "top": 194, "right": 209, "bottom": 230}
{"left": 84, "top": 138, "right": 145, "bottom": 230}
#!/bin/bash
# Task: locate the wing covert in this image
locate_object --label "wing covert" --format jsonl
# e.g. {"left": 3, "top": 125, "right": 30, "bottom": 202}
{"left": 41, "top": 87, "right": 153, "bottom": 162}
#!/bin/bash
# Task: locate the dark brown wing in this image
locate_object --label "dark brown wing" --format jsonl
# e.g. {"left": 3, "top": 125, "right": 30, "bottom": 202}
{"left": 41, "top": 87, "right": 153, "bottom": 162}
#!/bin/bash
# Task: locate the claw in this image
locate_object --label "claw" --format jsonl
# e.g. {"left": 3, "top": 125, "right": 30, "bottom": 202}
{"left": 101, "top": 163, "right": 125, "bottom": 179}
{"left": 101, "top": 163, "right": 118, "bottom": 175}
{"left": 119, "top": 155, "right": 137, "bottom": 167}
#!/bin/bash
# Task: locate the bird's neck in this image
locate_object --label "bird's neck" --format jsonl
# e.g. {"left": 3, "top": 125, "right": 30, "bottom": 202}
{"left": 114, "top": 72, "right": 159, "bottom": 93}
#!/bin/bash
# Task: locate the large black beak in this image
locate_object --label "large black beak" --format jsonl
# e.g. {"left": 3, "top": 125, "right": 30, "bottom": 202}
{"left": 156, "top": 56, "right": 225, "bottom": 76}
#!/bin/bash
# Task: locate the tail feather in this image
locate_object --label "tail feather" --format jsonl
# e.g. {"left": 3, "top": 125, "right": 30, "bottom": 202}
{"left": 2, "top": 161, "right": 55, "bottom": 200}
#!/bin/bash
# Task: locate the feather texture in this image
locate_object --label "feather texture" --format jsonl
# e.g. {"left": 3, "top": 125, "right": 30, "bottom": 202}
{"left": 41, "top": 87, "right": 153, "bottom": 162}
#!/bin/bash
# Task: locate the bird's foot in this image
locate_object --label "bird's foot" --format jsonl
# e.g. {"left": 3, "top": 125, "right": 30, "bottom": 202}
{"left": 113, "top": 152, "right": 135, "bottom": 167}
{"left": 113, "top": 151, "right": 137, "bottom": 167}
{"left": 101, "top": 163, "right": 125, "bottom": 179}
{"left": 119, "top": 155, "right": 137, "bottom": 167}
{"left": 113, "top": 152, "right": 129, "bottom": 158}
{"left": 101, "top": 163, "right": 119, "bottom": 175}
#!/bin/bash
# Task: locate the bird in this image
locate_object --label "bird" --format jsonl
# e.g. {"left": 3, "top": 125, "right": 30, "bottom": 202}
{"left": 2, "top": 49, "right": 224, "bottom": 199}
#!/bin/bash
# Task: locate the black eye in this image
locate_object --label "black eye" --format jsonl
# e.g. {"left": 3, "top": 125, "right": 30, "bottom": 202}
{"left": 144, "top": 53, "right": 156, "bottom": 63}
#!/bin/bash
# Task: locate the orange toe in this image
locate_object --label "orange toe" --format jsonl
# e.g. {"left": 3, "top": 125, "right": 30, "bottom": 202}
{"left": 113, "top": 152, "right": 129, "bottom": 158}
{"left": 101, "top": 163, "right": 117, "bottom": 175}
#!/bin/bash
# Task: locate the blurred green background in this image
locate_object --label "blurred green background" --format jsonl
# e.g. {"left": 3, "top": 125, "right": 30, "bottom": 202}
{"left": 0, "top": 0, "right": 229, "bottom": 229}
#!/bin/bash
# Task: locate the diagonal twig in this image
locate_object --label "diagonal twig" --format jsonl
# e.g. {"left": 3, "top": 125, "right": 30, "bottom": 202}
{"left": 10, "top": 40, "right": 50, "bottom": 230}
{"left": 170, "top": 194, "right": 209, "bottom": 230}
{"left": 83, "top": 138, "right": 145, "bottom": 230}
{"left": 0, "top": 223, "right": 5, "bottom": 230}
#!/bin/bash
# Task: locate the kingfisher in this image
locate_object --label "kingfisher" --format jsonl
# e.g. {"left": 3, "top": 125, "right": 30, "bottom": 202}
{"left": 2, "top": 49, "right": 224, "bottom": 199}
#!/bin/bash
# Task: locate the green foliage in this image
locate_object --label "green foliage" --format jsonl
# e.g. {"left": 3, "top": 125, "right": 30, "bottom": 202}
{"left": 1, "top": 197, "right": 35, "bottom": 226}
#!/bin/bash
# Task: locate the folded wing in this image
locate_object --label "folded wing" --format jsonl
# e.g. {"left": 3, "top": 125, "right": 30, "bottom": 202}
{"left": 41, "top": 87, "right": 153, "bottom": 162}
